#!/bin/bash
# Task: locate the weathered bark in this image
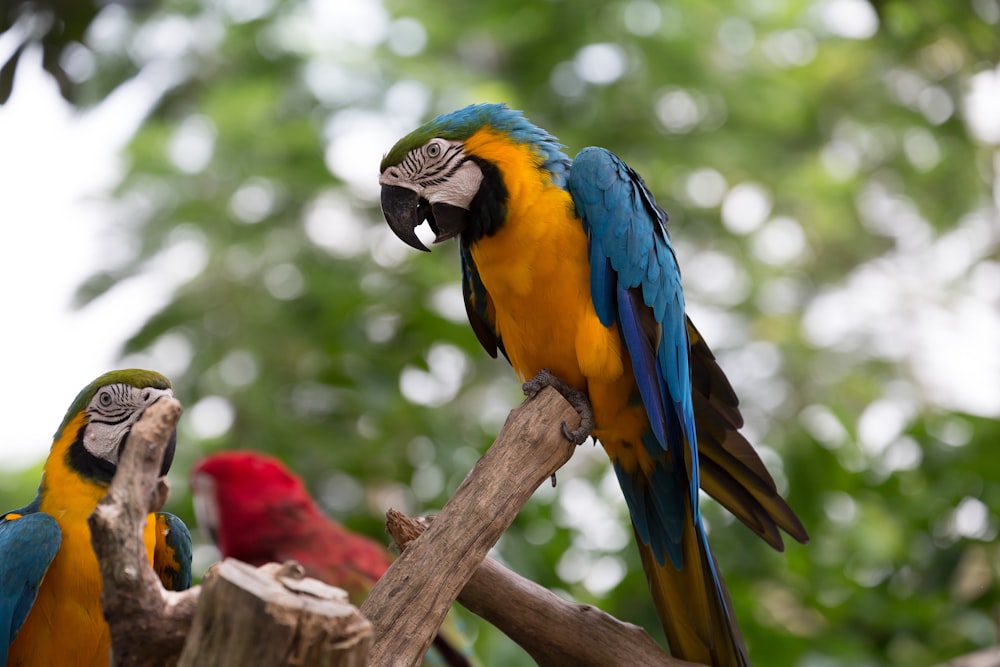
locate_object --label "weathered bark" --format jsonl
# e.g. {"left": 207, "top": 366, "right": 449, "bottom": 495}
{"left": 88, "top": 397, "right": 200, "bottom": 667}
{"left": 387, "top": 511, "right": 701, "bottom": 667}
{"left": 177, "top": 560, "right": 372, "bottom": 667}
{"left": 361, "top": 385, "right": 584, "bottom": 666}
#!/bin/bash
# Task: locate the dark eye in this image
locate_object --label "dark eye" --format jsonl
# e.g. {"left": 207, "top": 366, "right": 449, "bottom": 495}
{"left": 426, "top": 142, "right": 441, "bottom": 158}
{"left": 99, "top": 391, "right": 113, "bottom": 407}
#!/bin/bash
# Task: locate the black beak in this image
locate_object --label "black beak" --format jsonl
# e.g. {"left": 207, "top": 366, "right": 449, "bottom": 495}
{"left": 111, "top": 426, "right": 176, "bottom": 477}
{"left": 382, "top": 185, "right": 472, "bottom": 251}
{"left": 160, "top": 428, "right": 178, "bottom": 477}
{"left": 381, "top": 185, "right": 429, "bottom": 252}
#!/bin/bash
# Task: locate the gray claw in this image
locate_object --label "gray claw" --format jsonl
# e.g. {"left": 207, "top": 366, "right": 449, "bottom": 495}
{"left": 523, "top": 369, "right": 594, "bottom": 445}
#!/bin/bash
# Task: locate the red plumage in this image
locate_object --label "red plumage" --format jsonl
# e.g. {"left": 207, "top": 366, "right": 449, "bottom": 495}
{"left": 190, "top": 450, "right": 390, "bottom": 603}
{"left": 191, "top": 451, "right": 475, "bottom": 666}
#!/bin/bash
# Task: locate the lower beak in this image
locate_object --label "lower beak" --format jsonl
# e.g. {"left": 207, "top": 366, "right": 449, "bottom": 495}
{"left": 381, "top": 185, "right": 429, "bottom": 252}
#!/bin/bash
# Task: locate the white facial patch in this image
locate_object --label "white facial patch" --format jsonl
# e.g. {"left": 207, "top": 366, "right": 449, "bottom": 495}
{"left": 380, "top": 138, "right": 483, "bottom": 211}
{"left": 83, "top": 384, "right": 174, "bottom": 464}
{"left": 425, "top": 159, "right": 483, "bottom": 209}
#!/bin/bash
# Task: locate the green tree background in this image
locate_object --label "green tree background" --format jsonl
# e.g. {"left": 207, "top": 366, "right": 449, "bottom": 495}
{"left": 2, "top": 0, "right": 999, "bottom": 664}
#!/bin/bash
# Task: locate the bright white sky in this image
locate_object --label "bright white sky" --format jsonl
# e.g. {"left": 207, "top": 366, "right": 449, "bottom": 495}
{"left": 0, "top": 50, "right": 173, "bottom": 470}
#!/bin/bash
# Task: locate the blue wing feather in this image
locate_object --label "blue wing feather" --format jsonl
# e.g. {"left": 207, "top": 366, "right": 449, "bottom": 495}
{"left": 569, "top": 146, "right": 747, "bottom": 665}
{"left": 154, "top": 512, "right": 193, "bottom": 591}
{"left": 615, "top": 284, "right": 671, "bottom": 461}
{"left": 570, "top": 147, "right": 696, "bottom": 465}
{"left": 0, "top": 509, "right": 61, "bottom": 660}
{"left": 589, "top": 253, "right": 616, "bottom": 327}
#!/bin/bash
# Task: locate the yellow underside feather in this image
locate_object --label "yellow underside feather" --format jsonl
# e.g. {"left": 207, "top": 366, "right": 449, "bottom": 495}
{"left": 464, "top": 128, "right": 654, "bottom": 477}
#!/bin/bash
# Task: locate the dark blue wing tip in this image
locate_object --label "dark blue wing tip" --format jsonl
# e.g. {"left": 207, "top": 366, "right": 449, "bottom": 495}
{"left": 156, "top": 512, "right": 193, "bottom": 590}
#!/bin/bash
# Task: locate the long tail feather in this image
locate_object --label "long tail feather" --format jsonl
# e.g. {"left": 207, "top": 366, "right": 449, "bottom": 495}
{"left": 613, "top": 452, "right": 750, "bottom": 666}
{"left": 688, "top": 317, "right": 809, "bottom": 547}
{"left": 635, "top": 521, "right": 750, "bottom": 667}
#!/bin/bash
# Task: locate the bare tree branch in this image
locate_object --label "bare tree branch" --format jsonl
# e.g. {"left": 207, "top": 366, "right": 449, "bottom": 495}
{"left": 88, "top": 397, "right": 199, "bottom": 667}
{"left": 361, "top": 385, "right": 583, "bottom": 666}
{"left": 387, "top": 511, "right": 702, "bottom": 667}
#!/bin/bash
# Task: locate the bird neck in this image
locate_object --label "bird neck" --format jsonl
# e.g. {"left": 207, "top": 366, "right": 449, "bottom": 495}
{"left": 40, "top": 412, "right": 107, "bottom": 518}
{"left": 39, "top": 410, "right": 158, "bottom": 563}
{"left": 464, "top": 132, "right": 579, "bottom": 298}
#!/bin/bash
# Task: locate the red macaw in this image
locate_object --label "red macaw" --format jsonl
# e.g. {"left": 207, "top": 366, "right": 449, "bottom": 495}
{"left": 190, "top": 450, "right": 473, "bottom": 667}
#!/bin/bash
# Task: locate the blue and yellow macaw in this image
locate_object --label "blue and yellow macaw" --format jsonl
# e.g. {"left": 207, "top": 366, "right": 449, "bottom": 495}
{"left": 1, "top": 369, "right": 192, "bottom": 667}
{"left": 379, "top": 103, "right": 808, "bottom": 666}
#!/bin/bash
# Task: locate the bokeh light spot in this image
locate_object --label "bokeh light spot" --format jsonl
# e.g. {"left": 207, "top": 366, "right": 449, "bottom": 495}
{"left": 574, "top": 43, "right": 627, "bottom": 85}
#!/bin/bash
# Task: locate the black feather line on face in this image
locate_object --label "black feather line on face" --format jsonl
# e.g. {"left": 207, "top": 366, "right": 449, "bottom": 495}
{"left": 460, "top": 157, "right": 508, "bottom": 246}
{"left": 67, "top": 424, "right": 117, "bottom": 485}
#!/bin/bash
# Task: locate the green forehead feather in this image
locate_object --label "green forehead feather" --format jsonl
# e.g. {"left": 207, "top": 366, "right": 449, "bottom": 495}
{"left": 379, "top": 103, "right": 568, "bottom": 180}
{"left": 380, "top": 103, "right": 526, "bottom": 171}
{"left": 380, "top": 122, "right": 469, "bottom": 172}
{"left": 54, "top": 369, "right": 172, "bottom": 440}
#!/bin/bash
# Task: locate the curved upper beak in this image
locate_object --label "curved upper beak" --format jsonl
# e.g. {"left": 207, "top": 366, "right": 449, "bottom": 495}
{"left": 111, "top": 387, "right": 177, "bottom": 478}
{"left": 381, "top": 185, "right": 429, "bottom": 252}
{"left": 110, "top": 424, "right": 175, "bottom": 479}
{"left": 160, "top": 428, "right": 178, "bottom": 477}
{"left": 146, "top": 388, "right": 177, "bottom": 477}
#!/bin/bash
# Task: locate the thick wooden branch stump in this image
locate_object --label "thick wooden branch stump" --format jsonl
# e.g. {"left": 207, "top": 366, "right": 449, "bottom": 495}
{"left": 361, "top": 385, "right": 582, "bottom": 666}
{"left": 177, "top": 560, "right": 372, "bottom": 667}
{"left": 88, "top": 397, "right": 199, "bottom": 667}
{"left": 387, "top": 512, "right": 700, "bottom": 667}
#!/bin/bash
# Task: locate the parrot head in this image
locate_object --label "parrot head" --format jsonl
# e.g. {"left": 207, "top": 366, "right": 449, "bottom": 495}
{"left": 190, "top": 450, "right": 317, "bottom": 559}
{"left": 56, "top": 369, "right": 176, "bottom": 485}
{"left": 379, "top": 103, "right": 569, "bottom": 250}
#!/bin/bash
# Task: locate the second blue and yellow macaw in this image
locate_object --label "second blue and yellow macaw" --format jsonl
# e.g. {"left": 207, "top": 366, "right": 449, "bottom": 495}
{"left": 1, "top": 370, "right": 192, "bottom": 667}
{"left": 379, "top": 103, "right": 808, "bottom": 666}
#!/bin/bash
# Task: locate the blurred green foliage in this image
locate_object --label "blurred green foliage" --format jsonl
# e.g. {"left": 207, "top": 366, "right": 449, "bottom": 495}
{"left": 3, "top": 0, "right": 999, "bottom": 664}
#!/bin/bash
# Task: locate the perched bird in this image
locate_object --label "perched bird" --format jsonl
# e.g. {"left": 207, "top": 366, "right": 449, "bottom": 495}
{"left": 1, "top": 369, "right": 192, "bottom": 667}
{"left": 379, "top": 103, "right": 808, "bottom": 666}
{"left": 190, "top": 450, "right": 473, "bottom": 667}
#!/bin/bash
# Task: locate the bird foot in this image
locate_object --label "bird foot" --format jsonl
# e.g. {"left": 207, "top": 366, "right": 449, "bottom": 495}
{"left": 522, "top": 369, "right": 595, "bottom": 445}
